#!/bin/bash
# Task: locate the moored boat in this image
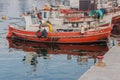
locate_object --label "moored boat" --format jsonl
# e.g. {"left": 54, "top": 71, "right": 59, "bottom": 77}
{"left": 6, "top": 18, "right": 113, "bottom": 43}
{"left": 6, "top": 0, "right": 115, "bottom": 44}
{"left": 111, "top": 14, "right": 120, "bottom": 36}
{"left": 6, "top": 9, "right": 113, "bottom": 44}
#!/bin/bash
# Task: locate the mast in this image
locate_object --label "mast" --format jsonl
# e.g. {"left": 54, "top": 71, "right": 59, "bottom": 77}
{"left": 94, "top": 0, "right": 97, "bottom": 10}
{"left": 90, "top": 0, "right": 97, "bottom": 10}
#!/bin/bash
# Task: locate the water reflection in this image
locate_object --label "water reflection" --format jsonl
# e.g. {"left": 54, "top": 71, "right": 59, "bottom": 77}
{"left": 7, "top": 38, "right": 109, "bottom": 64}
{"left": 0, "top": 0, "right": 111, "bottom": 80}
{"left": 108, "top": 37, "right": 120, "bottom": 48}
{"left": 6, "top": 38, "right": 109, "bottom": 79}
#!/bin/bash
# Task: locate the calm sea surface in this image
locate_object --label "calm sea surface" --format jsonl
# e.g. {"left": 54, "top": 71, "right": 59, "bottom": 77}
{"left": 0, "top": 0, "right": 111, "bottom": 80}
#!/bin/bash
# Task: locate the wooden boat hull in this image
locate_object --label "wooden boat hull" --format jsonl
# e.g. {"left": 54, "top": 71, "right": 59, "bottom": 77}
{"left": 6, "top": 24, "right": 113, "bottom": 43}
{"left": 112, "top": 16, "right": 120, "bottom": 24}
{"left": 111, "top": 15, "right": 120, "bottom": 35}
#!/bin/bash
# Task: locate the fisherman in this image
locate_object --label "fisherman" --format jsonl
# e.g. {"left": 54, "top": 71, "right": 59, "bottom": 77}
{"left": 81, "top": 25, "right": 85, "bottom": 35}
{"left": 36, "top": 20, "right": 53, "bottom": 38}
{"left": 87, "top": 21, "right": 91, "bottom": 29}
{"left": 83, "top": 21, "right": 89, "bottom": 30}
{"left": 40, "top": 23, "right": 48, "bottom": 37}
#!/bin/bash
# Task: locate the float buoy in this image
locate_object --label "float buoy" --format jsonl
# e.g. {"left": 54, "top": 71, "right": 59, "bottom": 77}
{"left": 1, "top": 16, "right": 7, "bottom": 20}
{"left": 36, "top": 30, "right": 42, "bottom": 38}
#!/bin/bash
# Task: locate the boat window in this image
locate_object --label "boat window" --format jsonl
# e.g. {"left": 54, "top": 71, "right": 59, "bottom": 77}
{"left": 49, "top": 11, "right": 53, "bottom": 18}
{"left": 44, "top": 12, "right": 47, "bottom": 18}
{"left": 31, "top": 17, "right": 40, "bottom": 24}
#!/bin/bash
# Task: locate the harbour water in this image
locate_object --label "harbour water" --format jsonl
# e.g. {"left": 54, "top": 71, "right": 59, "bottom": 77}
{"left": 0, "top": 0, "right": 119, "bottom": 80}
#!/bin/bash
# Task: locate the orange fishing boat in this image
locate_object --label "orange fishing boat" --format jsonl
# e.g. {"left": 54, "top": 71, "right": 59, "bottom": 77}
{"left": 6, "top": 10, "right": 113, "bottom": 44}
{"left": 6, "top": 0, "right": 115, "bottom": 44}
{"left": 6, "top": 22, "right": 113, "bottom": 43}
{"left": 111, "top": 14, "right": 120, "bottom": 36}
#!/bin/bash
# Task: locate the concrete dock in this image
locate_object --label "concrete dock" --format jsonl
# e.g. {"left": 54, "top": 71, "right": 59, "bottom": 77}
{"left": 78, "top": 45, "right": 120, "bottom": 80}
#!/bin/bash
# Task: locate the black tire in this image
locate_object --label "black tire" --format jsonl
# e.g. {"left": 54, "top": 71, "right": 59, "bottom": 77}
{"left": 36, "top": 30, "right": 41, "bottom": 38}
